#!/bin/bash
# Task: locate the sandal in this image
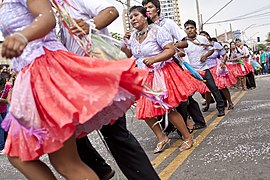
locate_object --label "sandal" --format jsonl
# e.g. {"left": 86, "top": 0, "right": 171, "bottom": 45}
{"left": 179, "top": 139, "right": 193, "bottom": 152}
{"left": 153, "top": 138, "right": 170, "bottom": 154}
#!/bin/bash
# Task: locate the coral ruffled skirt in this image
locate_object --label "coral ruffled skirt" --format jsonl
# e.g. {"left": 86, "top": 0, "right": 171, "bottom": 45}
{"left": 195, "top": 65, "right": 237, "bottom": 93}
{"left": 136, "top": 61, "right": 197, "bottom": 120}
{"left": 185, "top": 70, "right": 210, "bottom": 94}
{"left": 226, "top": 61, "right": 252, "bottom": 77}
{"left": 210, "top": 66, "right": 237, "bottom": 89}
{"left": 2, "top": 48, "right": 147, "bottom": 161}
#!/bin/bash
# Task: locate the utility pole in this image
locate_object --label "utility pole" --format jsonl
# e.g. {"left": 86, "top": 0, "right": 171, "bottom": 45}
{"left": 127, "top": 0, "right": 130, "bottom": 9}
{"left": 195, "top": 0, "right": 202, "bottom": 31}
{"left": 117, "top": 0, "right": 131, "bottom": 33}
{"left": 242, "top": 24, "right": 256, "bottom": 43}
{"left": 199, "top": 0, "right": 233, "bottom": 31}
{"left": 126, "top": 0, "right": 131, "bottom": 32}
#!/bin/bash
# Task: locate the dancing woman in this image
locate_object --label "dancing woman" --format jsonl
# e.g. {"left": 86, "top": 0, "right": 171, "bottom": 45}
{"left": 0, "top": 0, "right": 148, "bottom": 179}
{"left": 235, "top": 39, "right": 256, "bottom": 89}
{"left": 227, "top": 41, "right": 251, "bottom": 91}
{"left": 199, "top": 31, "right": 236, "bottom": 110}
{"left": 142, "top": 0, "right": 206, "bottom": 132}
{"left": 121, "top": 6, "right": 194, "bottom": 154}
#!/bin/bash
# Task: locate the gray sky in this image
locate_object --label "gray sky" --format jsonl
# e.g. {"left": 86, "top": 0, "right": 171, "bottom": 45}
{"left": 109, "top": 0, "right": 270, "bottom": 45}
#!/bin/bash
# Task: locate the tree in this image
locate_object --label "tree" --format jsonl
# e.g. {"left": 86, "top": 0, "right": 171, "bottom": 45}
{"left": 255, "top": 43, "right": 267, "bottom": 51}
{"left": 266, "top": 32, "right": 270, "bottom": 45}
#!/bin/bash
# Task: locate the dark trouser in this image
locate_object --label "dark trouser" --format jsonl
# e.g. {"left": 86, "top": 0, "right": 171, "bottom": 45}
{"left": 186, "top": 96, "right": 206, "bottom": 125}
{"left": 176, "top": 101, "right": 188, "bottom": 123}
{"left": 76, "top": 136, "right": 112, "bottom": 178}
{"left": 161, "top": 96, "right": 206, "bottom": 132}
{"left": 160, "top": 101, "right": 188, "bottom": 133}
{"left": 100, "top": 116, "right": 159, "bottom": 180}
{"left": 219, "top": 90, "right": 227, "bottom": 107}
{"left": 246, "top": 72, "right": 256, "bottom": 89}
{"left": 204, "top": 69, "right": 224, "bottom": 111}
{"left": 77, "top": 115, "right": 160, "bottom": 180}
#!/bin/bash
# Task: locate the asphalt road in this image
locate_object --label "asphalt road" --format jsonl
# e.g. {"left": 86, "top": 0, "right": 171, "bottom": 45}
{"left": 0, "top": 75, "right": 269, "bottom": 180}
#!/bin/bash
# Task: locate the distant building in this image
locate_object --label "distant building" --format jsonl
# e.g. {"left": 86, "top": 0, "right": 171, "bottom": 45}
{"left": 122, "top": 0, "right": 182, "bottom": 33}
{"left": 159, "top": 0, "right": 181, "bottom": 26}
{"left": 216, "top": 30, "right": 242, "bottom": 43}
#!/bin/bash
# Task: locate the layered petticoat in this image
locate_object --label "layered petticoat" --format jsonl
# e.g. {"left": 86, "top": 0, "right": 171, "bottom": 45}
{"left": 244, "top": 61, "right": 254, "bottom": 73}
{"left": 185, "top": 70, "right": 210, "bottom": 95}
{"left": 210, "top": 66, "right": 237, "bottom": 89}
{"left": 136, "top": 61, "right": 197, "bottom": 120}
{"left": 226, "top": 61, "right": 252, "bottom": 77}
{"left": 195, "top": 64, "right": 237, "bottom": 94}
{"left": 1, "top": 48, "right": 148, "bottom": 161}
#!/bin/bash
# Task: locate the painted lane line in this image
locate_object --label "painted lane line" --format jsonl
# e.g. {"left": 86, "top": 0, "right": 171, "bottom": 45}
{"left": 158, "top": 91, "right": 246, "bottom": 179}
{"left": 151, "top": 91, "right": 242, "bottom": 169}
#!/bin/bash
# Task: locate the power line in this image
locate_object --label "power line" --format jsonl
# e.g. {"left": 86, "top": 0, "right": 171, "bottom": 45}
{"left": 205, "top": 4, "right": 270, "bottom": 25}
{"left": 206, "top": 11, "right": 270, "bottom": 24}
{"left": 253, "top": 22, "right": 270, "bottom": 28}
{"left": 234, "top": 4, "right": 270, "bottom": 19}
{"left": 203, "top": 0, "right": 233, "bottom": 25}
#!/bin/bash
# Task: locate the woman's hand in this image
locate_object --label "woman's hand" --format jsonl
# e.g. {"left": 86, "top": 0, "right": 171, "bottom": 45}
{"left": 123, "top": 31, "right": 131, "bottom": 40}
{"left": 200, "top": 54, "right": 207, "bottom": 63}
{"left": 230, "top": 58, "right": 239, "bottom": 62}
{"left": 1, "top": 33, "right": 28, "bottom": 59}
{"left": 143, "top": 57, "right": 156, "bottom": 66}
{"left": 175, "top": 47, "right": 186, "bottom": 57}
{"left": 220, "top": 62, "right": 226, "bottom": 69}
{"left": 70, "top": 19, "right": 90, "bottom": 36}
{"left": 174, "top": 41, "right": 183, "bottom": 49}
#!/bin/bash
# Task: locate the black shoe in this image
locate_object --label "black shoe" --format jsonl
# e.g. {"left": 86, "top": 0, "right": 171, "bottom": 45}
{"left": 202, "top": 106, "right": 209, "bottom": 112}
{"left": 193, "top": 123, "right": 207, "bottom": 130}
{"left": 187, "top": 123, "right": 207, "bottom": 133}
{"left": 100, "top": 170, "right": 115, "bottom": 180}
{"left": 217, "top": 109, "right": 225, "bottom": 117}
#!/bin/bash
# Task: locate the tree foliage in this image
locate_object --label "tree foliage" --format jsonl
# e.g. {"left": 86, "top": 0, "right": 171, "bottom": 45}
{"left": 255, "top": 43, "right": 267, "bottom": 51}
{"left": 266, "top": 32, "right": 270, "bottom": 44}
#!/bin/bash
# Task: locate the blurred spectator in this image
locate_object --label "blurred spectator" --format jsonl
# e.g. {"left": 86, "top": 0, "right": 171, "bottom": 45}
{"left": 260, "top": 49, "right": 268, "bottom": 74}
{"left": 0, "top": 74, "right": 12, "bottom": 155}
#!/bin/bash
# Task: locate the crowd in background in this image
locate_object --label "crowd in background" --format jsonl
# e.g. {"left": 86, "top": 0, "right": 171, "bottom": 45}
{"left": 0, "top": 65, "right": 15, "bottom": 155}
